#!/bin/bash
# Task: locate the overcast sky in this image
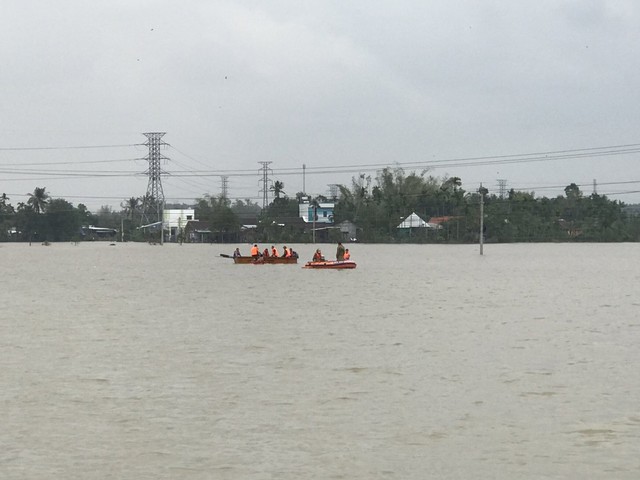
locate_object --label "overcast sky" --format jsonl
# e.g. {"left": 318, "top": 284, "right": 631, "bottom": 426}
{"left": 2, "top": 0, "right": 640, "bottom": 211}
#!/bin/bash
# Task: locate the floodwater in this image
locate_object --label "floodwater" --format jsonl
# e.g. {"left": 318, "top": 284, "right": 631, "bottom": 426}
{"left": 1, "top": 241, "right": 639, "bottom": 479}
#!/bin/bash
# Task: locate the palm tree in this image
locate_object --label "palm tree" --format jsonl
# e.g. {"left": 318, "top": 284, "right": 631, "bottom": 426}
{"left": 121, "top": 196, "right": 140, "bottom": 220}
{"left": 441, "top": 176, "right": 462, "bottom": 193}
{"left": 270, "top": 180, "right": 285, "bottom": 200}
{"left": 27, "top": 187, "right": 49, "bottom": 214}
{"left": 0, "top": 193, "right": 13, "bottom": 213}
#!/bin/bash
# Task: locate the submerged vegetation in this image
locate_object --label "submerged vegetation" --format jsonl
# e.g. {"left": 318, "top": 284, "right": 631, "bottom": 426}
{"left": 1, "top": 170, "right": 639, "bottom": 243}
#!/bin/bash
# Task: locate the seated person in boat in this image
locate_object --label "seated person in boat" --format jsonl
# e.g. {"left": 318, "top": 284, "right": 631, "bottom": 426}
{"left": 344, "top": 248, "right": 351, "bottom": 260}
{"left": 250, "top": 244, "right": 260, "bottom": 258}
{"left": 271, "top": 245, "right": 279, "bottom": 257}
{"left": 312, "top": 249, "right": 325, "bottom": 262}
{"left": 232, "top": 247, "right": 242, "bottom": 258}
{"left": 262, "top": 248, "right": 270, "bottom": 258}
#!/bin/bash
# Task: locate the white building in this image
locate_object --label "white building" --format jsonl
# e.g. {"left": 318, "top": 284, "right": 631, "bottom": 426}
{"left": 163, "top": 208, "right": 196, "bottom": 241}
{"left": 298, "top": 198, "right": 335, "bottom": 224}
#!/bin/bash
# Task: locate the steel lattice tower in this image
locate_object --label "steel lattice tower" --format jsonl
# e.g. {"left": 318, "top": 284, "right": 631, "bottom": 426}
{"left": 497, "top": 179, "right": 507, "bottom": 199}
{"left": 141, "top": 132, "right": 167, "bottom": 225}
{"left": 221, "top": 175, "right": 229, "bottom": 203}
{"left": 258, "top": 161, "right": 272, "bottom": 209}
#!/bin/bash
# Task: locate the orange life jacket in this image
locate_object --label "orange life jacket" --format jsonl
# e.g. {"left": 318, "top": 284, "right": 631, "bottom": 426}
{"left": 271, "top": 248, "right": 279, "bottom": 257}
{"left": 344, "top": 251, "right": 350, "bottom": 260}
{"left": 250, "top": 245, "right": 259, "bottom": 256}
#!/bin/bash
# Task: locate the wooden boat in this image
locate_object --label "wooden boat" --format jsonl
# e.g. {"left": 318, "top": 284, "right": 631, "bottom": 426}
{"left": 232, "top": 256, "right": 298, "bottom": 265}
{"left": 303, "top": 260, "right": 357, "bottom": 269}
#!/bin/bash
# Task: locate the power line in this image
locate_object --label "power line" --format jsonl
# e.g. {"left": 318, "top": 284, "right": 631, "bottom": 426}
{"left": 0, "top": 143, "right": 142, "bottom": 151}
{"left": 2, "top": 141, "right": 637, "bottom": 178}
{"left": 0, "top": 157, "right": 145, "bottom": 167}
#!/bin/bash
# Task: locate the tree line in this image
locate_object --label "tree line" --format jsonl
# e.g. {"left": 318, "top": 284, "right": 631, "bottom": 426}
{"left": 2, "top": 169, "right": 639, "bottom": 243}
{"left": 333, "top": 167, "right": 640, "bottom": 243}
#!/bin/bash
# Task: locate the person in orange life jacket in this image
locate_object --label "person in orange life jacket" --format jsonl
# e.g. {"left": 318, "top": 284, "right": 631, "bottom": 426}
{"left": 271, "top": 246, "right": 279, "bottom": 257}
{"left": 262, "top": 248, "right": 270, "bottom": 258}
{"left": 343, "top": 248, "right": 351, "bottom": 260}
{"left": 250, "top": 244, "right": 260, "bottom": 257}
{"left": 283, "top": 246, "right": 291, "bottom": 258}
{"left": 313, "top": 249, "right": 324, "bottom": 262}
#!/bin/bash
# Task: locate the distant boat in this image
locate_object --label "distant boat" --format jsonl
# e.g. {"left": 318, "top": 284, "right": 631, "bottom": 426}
{"left": 303, "top": 260, "right": 357, "bottom": 269}
{"left": 220, "top": 254, "right": 297, "bottom": 265}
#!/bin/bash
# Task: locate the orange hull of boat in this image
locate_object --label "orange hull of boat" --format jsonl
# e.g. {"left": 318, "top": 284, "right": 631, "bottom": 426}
{"left": 303, "top": 260, "right": 357, "bottom": 269}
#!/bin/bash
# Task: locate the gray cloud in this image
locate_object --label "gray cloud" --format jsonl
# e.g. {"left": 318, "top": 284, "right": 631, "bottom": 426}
{"left": 1, "top": 0, "right": 639, "bottom": 209}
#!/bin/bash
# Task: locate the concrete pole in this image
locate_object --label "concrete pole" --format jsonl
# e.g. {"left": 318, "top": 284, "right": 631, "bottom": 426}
{"left": 479, "top": 184, "right": 484, "bottom": 256}
{"left": 312, "top": 204, "right": 316, "bottom": 244}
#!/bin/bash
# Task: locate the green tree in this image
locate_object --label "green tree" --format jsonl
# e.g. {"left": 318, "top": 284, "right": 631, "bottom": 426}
{"left": 15, "top": 202, "right": 39, "bottom": 243}
{"left": 27, "top": 187, "right": 49, "bottom": 214}
{"left": 270, "top": 180, "right": 285, "bottom": 200}
{"left": 196, "top": 195, "right": 240, "bottom": 243}
{"left": 45, "top": 198, "right": 81, "bottom": 242}
{"left": 121, "top": 197, "right": 141, "bottom": 221}
{"left": 0, "top": 193, "right": 15, "bottom": 241}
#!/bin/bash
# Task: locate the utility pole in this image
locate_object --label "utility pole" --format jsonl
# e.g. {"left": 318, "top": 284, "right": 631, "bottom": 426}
{"left": 479, "top": 183, "right": 487, "bottom": 256}
{"left": 312, "top": 200, "right": 317, "bottom": 244}
{"left": 302, "top": 163, "right": 306, "bottom": 194}
{"left": 140, "top": 132, "right": 168, "bottom": 241}
{"left": 221, "top": 175, "right": 229, "bottom": 203}
{"left": 258, "top": 161, "right": 272, "bottom": 209}
{"left": 160, "top": 202, "right": 165, "bottom": 245}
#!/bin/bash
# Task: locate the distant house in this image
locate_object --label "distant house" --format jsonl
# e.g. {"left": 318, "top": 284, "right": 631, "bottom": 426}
{"left": 81, "top": 225, "right": 118, "bottom": 240}
{"left": 298, "top": 197, "right": 334, "bottom": 224}
{"left": 397, "top": 212, "right": 439, "bottom": 229}
{"left": 163, "top": 208, "right": 195, "bottom": 242}
{"left": 338, "top": 220, "right": 358, "bottom": 242}
{"left": 184, "top": 220, "right": 211, "bottom": 243}
{"left": 427, "top": 216, "right": 457, "bottom": 228}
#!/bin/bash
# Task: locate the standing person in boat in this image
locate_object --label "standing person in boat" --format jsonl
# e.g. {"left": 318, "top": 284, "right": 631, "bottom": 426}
{"left": 232, "top": 247, "right": 242, "bottom": 258}
{"left": 271, "top": 245, "right": 279, "bottom": 257}
{"left": 336, "top": 241, "right": 345, "bottom": 261}
{"left": 313, "top": 249, "right": 325, "bottom": 262}
{"left": 250, "top": 244, "right": 260, "bottom": 258}
{"left": 344, "top": 248, "right": 351, "bottom": 260}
